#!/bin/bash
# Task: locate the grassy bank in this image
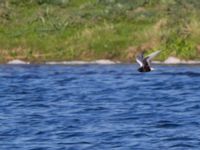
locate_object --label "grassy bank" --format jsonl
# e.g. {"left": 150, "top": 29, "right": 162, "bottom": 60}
{"left": 0, "top": 0, "right": 200, "bottom": 63}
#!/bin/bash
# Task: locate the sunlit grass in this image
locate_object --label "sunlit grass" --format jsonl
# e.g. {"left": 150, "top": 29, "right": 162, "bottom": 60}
{"left": 0, "top": 0, "right": 200, "bottom": 62}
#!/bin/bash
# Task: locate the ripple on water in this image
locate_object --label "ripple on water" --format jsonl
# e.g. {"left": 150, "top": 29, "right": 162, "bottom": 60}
{"left": 0, "top": 64, "right": 200, "bottom": 150}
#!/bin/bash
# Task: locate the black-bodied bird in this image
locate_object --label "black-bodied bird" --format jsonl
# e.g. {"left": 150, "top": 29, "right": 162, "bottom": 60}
{"left": 136, "top": 50, "right": 161, "bottom": 72}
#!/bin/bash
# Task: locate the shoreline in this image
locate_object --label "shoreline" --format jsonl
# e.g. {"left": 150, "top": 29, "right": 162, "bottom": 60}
{"left": 5, "top": 57, "right": 200, "bottom": 65}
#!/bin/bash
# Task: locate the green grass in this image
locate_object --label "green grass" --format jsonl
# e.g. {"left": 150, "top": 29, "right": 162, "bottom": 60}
{"left": 0, "top": 0, "right": 200, "bottom": 62}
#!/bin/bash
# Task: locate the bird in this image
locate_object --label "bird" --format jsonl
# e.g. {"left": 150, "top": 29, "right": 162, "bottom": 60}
{"left": 136, "top": 50, "right": 161, "bottom": 72}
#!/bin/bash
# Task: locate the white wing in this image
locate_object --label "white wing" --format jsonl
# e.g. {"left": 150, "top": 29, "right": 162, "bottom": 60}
{"left": 135, "top": 52, "right": 144, "bottom": 67}
{"left": 136, "top": 57, "right": 143, "bottom": 67}
{"left": 145, "top": 50, "right": 161, "bottom": 65}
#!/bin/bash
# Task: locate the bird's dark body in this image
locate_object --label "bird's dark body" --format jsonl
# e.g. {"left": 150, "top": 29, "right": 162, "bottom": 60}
{"left": 137, "top": 59, "right": 151, "bottom": 72}
{"left": 138, "top": 66, "right": 151, "bottom": 72}
{"left": 136, "top": 50, "right": 161, "bottom": 72}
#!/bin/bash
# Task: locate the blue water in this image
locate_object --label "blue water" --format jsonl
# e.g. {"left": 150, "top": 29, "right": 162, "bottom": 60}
{"left": 0, "top": 64, "right": 200, "bottom": 150}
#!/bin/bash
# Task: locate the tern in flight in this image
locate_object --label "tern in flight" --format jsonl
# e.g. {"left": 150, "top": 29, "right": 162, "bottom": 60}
{"left": 136, "top": 50, "right": 161, "bottom": 72}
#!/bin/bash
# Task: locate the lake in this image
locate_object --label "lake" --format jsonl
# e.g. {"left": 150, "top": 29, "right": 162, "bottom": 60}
{"left": 0, "top": 64, "right": 200, "bottom": 150}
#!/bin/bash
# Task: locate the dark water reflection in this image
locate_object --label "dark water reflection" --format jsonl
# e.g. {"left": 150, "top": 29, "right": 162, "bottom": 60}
{"left": 0, "top": 64, "right": 200, "bottom": 150}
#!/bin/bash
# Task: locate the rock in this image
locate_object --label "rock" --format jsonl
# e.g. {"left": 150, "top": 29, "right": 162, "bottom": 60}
{"left": 46, "top": 60, "right": 120, "bottom": 65}
{"left": 46, "top": 61, "right": 88, "bottom": 65}
{"left": 92, "top": 59, "right": 119, "bottom": 64}
{"left": 152, "top": 61, "right": 162, "bottom": 64}
{"left": 7, "top": 59, "right": 30, "bottom": 64}
{"left": 163, "top": 57, "right": 200, "bottom": 64}
{"left": 185, "top": 60, "right": 200, "bottom": 64}
{"left": 164, "top": 57, "right": 182, "bottom": 64}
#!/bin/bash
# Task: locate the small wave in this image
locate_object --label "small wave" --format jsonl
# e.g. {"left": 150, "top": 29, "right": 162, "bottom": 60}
{"left": 133, "top": 133, "right": 149, "bottom": 138}
{"left": 155, "top": 71, "right": 200, "bottom": 77}
{"left": 154, "top": 120, "right": 181, "bottom": 128}
{"left": 170, "top": 143, "right": 195, "bottom": 148}
{"left": 163, "top": 136, "right": 195, "bottom": 142}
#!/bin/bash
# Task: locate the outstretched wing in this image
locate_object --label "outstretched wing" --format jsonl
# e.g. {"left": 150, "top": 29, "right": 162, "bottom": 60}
{"left": 135, "top": 52, "right": 144, "bottom": 67}
{"left": 145, "top": 50, "right": 161, "bottom": 66}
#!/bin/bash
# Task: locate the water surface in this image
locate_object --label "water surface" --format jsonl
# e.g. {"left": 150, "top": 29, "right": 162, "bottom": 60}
{"left": 0, "top": 64, "right": 200, "bottom": 150}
